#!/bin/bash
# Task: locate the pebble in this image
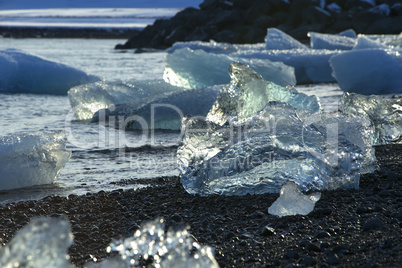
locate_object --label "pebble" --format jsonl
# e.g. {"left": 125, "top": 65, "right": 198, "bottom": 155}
{"left": 315, "top": 231, "right": 331, "bottom": 239}
{"left": 362, "top": 218, "right": 385, "bottom": 232}
{"left": 260, "top": 226, "right": 275, "bottom": 237}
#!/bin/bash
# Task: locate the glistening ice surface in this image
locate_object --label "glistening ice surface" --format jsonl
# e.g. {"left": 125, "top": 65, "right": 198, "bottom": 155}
{"left": 0, "top": 217, "right": 73, "bottom": 268}
{"left": 68, "top": 79, "right": 185, "bottom": 120}
{"left": 107, "top": 218, "right": 219, "bottom": 268}
{"left": 178, "top": 102, "right": 369, "bottom": 196}
{"left": 178, "top": 63, "right": 375, "bottom": 196}
{"left": 163, "top": 47, "right": 296, "bottom": 88}
{"left": 0, "top": 132, "right": 71, "bottom": 191}
{"left": 206, "top": 62, "right": 320, "bottom": 126}
{"left": 341, "top": 92, "right": 402, "bottom": 145}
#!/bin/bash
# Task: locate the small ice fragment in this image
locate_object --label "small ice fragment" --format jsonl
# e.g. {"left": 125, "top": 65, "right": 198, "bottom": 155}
{"left": 0, "top": 132, "right": 71, "bottom": 190}
{"left": 338, "top": 29, "right": 357, "bottom": 38}
{"left": 265, "top": 28, "right": 307, "bottom": 50}
{"left": 0, "top": 49, "right": 100, "bottom": 95}
{"left": 68, "top": 79, "right": 185, "bottom": 120}
{"left": 164, "top": 47, "right": 296, "bottom": 89}
{"left": 341, "top": 92, "right": 402, "bottom": 145}
{"left": 107, "top": 218, "right": 219, "bottom": 268}
{"left": 268, "top": 182, "right": 321, "bottom": 217}
{"left": 0, "top": 217, "right": 73, "bottom": 268}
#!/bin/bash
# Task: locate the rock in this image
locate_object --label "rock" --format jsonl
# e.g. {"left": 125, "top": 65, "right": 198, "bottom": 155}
{"left": 362, "top": 218, "right": 386, "bottom": 232}
{"left": 315, "top": 231, "right": 331, "bottom": 239}
{"left": 261, "top": 226, "right": 275, "bottom": 237}
{"left": 306, "top": 243, "right": 321, "bottom": 252}
{"left": 284, "top": 251, "right": 299, "bottom": 259}
{"left": 302, "top": 256, "right": 317, "bottom": 266}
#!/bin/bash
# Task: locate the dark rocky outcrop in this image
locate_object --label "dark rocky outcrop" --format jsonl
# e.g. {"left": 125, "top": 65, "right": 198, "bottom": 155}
{"left": 116, "top": 0, "right": 402, "bottom": 50}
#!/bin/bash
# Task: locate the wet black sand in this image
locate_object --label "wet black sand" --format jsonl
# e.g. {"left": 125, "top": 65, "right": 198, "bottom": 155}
{"left": 0, "top": 145, "right": 401, "bottom": 267}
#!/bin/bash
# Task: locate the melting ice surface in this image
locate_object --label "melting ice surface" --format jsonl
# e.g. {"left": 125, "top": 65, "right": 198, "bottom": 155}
{"left": 106, "top": 218, "right": 219, "bottom": 268}
{"left": 0, "top": 217, "right": 218, "bottom": 268}
{"left": 164, "top": 47, "right": 296, "bottom": 88}
{"left": 341, "top": 92, "right": 402, "bottom": 145}
{"left": 68, "top": 79, "right": 185, "bottom": 120}
{"left": 178, "top": 63, "right": 375, "bottom": 196}
{"left": 0, "top": 217, "right": 73, "bottom": 268}
{"left": 0, "top": 132, "right": 71, "bottom": 191}
{"left": 268, "top": 182, "right": 321, "bottom": 217}
{"left": 0, "top": 49, "right": 100, "bottom": 95}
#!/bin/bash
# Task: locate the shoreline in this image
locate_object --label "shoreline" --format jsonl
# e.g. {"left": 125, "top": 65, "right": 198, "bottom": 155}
{"left": 0, "top": 144, "right": 401, "bottom": 267}
{"left": 0, "top": 26, "right": 139, "bottom": 39}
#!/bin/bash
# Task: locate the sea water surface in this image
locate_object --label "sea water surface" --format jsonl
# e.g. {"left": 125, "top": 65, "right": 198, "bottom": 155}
{"left": 0, "top": 38, "right": 343, "bottom": 204}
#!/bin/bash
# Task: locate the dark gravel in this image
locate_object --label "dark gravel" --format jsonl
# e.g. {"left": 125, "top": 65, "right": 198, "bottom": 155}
{"left": 0, "top": 144, "right": 401, "bottom": 267}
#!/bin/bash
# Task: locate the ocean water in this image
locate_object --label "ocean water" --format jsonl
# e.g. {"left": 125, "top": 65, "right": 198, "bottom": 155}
{"left": 0, "top": 38, "right": 343, "bottom": 204}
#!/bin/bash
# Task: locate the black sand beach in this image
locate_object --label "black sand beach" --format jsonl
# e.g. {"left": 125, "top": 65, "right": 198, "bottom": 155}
{"left": 0, "top": 144, "right": 400, "bottom": 267}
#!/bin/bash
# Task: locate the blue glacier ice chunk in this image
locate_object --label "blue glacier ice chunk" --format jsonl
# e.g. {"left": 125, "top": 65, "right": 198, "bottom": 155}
{"left": 308, "top": 32, "right": 355, "bottom": 50}
{"left": 0, "top": 132, "right": 71, "bottom": 190}
{"left": 233, "top": 48, "right": 340, "bottom": 84}
{"left": 0, "top": 217, "right": 73, "bottom": 268}
{"left": 178, "top": 102, "right": 369, "bottom": 196}
{"left": 163, "top": 47, "right": 296, "bottom": 88}
{"left": 68, "top": 79, "right": 185, "bottom": 120}
{"left": 92, "top": 86, "right": 221, "bottom": 130}
{"left": 338, "top": 29, "right": 357, "bottom": 38}
{"left": 265, "top": 28, "right": 308, "bottom": 50}
{"left": 268, "top": 182, "right": 321, "bottom": 217}
{"left": 206, "top": 62, "right": 320, "bottom": 125}
{"left": 0, "top": 49, "right": 100, "bottom": 95}
{"left": 341, "top": 92, "right": 402, "bottom": 145}
{"left": 329, "top": 46, "right": 402, "bottom": 94}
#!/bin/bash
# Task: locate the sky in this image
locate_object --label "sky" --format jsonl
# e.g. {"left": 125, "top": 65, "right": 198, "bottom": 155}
{"left": 0, "top": 0, "right": 204, "bottom": 9}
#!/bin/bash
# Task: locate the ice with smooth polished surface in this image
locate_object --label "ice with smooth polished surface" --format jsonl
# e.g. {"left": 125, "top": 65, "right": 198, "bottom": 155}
{"left": 107, "top": 218, "right": 219, "bottom": 268}
{"left": 233, "top": 48, "right": 340, "bottom": 84}
{"left": 68, "top": 79, "right": 185, "bottom": 120}
{"left": 92, "top": 85, "right": 220, "bottom": 130}
{"left": 329, "top": 46, "right": 402, "bottom": 94}
{"left": 341, "top": 92, "right": 402, "bottom": 145}
{"left": 163, "top": 47, "right": 296, "bottom": 89}
{"left": 265, "top": 28, "right": 307, "bottom": 50}
{"left": 206, "top": 62, "right": 320, "bottom": 125}
{"left": 268, "top": 182, "right": 321, "bottom": 217}
{"left": 178, "top": 101, "right": 369, "bottom": 196}
{"left": 0, "top": 49, "right": 100, "bottom": 95}
{"left": 309, "top": 32, "right": 355, "bottom": 50}
{"left": 0, "top": 132, "right": 71, "bottom": 190}
{"left": 0, "top": 217, "right": 73, "bottom": 268}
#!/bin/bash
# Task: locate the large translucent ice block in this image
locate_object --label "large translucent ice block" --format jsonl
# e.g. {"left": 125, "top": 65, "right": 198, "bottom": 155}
{"left": 0, "top": 132, "right": 71, "bottom": 190}
{"left": 91, "top": 86, "right": 221, "bottom": 130}
{"left": 163, "top": 48, "right": 296, "bottom": 89}
{"left": 268, "top": 182, "right": 321, "bottom": 217}
{"left": 265, "top": 28, "right": 308, "bottom": 50}
{"left": 178, "top": 102, "right": 371, "bottom": 196}
{"left": 341, "top": 92, "right": 402, "bottom": 145}
{"left": 329, "top": 47, "right": 402, "bottom": 94}
{"left": 68, "top": 79, "right": 185, "bottom": 120}
{"left": 107, "top": 218, "right": 219, "bottom": 268}
{"left": 0, "top": 49, "right": 100, "bottom": 95}
{"left": 206, "top": 62, "right": 320, "bottom": 125}
{"left": 0, "top": 217, "right": 73, "bottom": 268}
{"left": 233, "top": 49, "right": 340, "bottom": 84}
